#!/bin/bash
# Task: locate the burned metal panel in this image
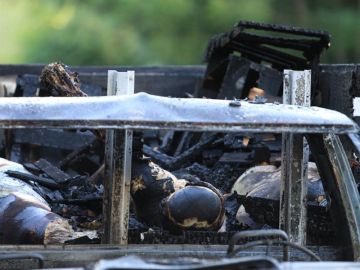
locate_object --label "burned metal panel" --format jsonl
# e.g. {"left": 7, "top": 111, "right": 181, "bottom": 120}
{"left": 0, "top": 93, "right": 356, "bottom": 133}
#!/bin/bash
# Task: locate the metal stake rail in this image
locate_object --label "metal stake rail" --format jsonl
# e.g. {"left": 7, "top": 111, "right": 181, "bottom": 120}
{"left": 280, "top": 70, "right": 311, "bottom": 246}
{"left": 102, "top": 70, "right": 134, "bottom": 244}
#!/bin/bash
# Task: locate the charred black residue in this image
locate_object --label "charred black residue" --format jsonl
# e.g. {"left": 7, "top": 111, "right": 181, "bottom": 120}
{"left": 162, "top": 185, "right": 224, "bottom": 230}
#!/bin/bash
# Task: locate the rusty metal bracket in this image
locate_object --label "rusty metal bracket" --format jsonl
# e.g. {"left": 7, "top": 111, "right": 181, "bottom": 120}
{"left": 102, "top": 70, "right": 134, "bottom": 244}
{"left": 280, "top": 70, "right": 311, "bottom": 246}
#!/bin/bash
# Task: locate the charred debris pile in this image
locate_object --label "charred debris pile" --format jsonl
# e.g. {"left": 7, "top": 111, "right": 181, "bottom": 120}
{"left": 0, "top": 21, "right": 334, "bottom": 245}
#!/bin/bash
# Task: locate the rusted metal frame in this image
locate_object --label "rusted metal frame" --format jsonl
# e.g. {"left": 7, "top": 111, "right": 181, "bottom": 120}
{"left": 280, "top": 70, "right": 311, "bottom": 246}
{"left": 102, "top": 70, "right": 134, "bottom": 244}
{"left": 323, "top": 134, "right": 360, "bottom": 261}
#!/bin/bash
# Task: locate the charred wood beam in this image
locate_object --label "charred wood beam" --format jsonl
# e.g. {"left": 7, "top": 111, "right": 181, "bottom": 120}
{"left": 5, "top": 170, "right": 60, "bottom": 190}
{"left": 143, "top": 133, "right": 219, "bottom": 170}
{"left": 202, "top": 21, "right": 329, "bottom": 100}
{"left": 58, "top": 139, "right": 98, "bottom": 170}
{"left": 11, "top": 129, "right": 95, "bottom": 151}
{"left": 230, "top": 42, "right": 307, "bottom": 69}
{"left": 52, "top": 197, "right": 102, "bottom": 213}
{"left": 232, "top": 32, "right": 318, "bottom": 52}
{"left": 173, "top": 131, "right": 192, "bottom": 156}
{"left": 142, "top": 145, "right": 173, "bottom": 168}
{"left": 34, "top": 158, "right": 70, "bottom": 183}
{"left": 88, "top": 163, "right": 105, "bottom": 185}
{"left": 205, "top": 21, "right": 330, "bottom": 64}
{"left": 236, "top": 21, "right": 330, "bottom": 43}
{"left": 159, "top": 131, "right": 176, "bottom": 154}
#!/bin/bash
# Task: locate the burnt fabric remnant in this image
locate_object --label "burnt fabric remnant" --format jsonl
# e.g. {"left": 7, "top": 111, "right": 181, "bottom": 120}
{"left": 0, "top": 158, "right": 75, "bottom": 244}
{"left": 0, "top": 153, "right": 103, "bottom": 245}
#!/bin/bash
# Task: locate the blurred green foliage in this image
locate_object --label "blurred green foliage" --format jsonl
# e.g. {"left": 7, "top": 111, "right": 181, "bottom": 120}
{"left": 0, "top": 0, "right": 359, "bottom": 65}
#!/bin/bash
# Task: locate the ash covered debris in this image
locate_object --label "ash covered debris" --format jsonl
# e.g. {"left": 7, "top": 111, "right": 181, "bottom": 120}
{"left": 1, "top": 71, "right": 330, "bottom": 245}
{"left": 0, "top": 21, "right": 338, "bottom": 246}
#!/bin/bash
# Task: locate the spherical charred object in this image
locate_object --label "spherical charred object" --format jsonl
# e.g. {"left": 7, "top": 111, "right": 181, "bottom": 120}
{"left": 130, "top": 159, "right": 187, "bottom": 226}
{"left": 161, "top": 182, "right": 225, "bottom": 231}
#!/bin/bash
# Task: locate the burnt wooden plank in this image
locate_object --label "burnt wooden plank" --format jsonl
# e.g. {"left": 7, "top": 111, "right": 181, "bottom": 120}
{"left": 12, "top": 129, "right": 94, "bottom": 150}
{"left": 34, "top": 159, "right": 69, "bottom": 183}
{"left": 5, "top": 170, "right": 60, "bottom": 190}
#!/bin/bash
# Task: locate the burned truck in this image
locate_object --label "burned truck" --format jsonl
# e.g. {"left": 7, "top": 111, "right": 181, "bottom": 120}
{"left": 0, "top": 82, "right": 360, "bottom": 269}
{"left": 0, "top": 21, "right": 360, "bottom": 269}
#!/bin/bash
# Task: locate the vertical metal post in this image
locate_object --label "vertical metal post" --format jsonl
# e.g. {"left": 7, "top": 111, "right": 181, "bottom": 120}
{"left": 280, "top": 70, "right": 311, "bottom": 246}
{"left": 102, "top": 70, "right": 134, "bottom": 244}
